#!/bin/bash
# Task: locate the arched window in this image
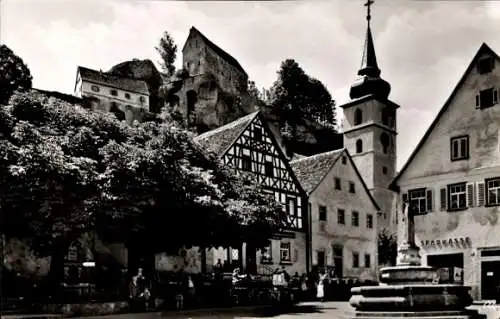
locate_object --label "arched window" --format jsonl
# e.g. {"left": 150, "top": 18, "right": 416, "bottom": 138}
{"left": 354, "top": 108, "right": 363, "bottom": 125}
{"left": 186, "top": 90, "right": 197, "bottom": 118}
{"left": 110, "top": 102, "right": 125, "bottom": 121}
{"left": 356, "top": 139, "right": 363, "bottom": 154}
{"left": 380, "top": 133, "right": 390, "bottom": 154}
{"left": 382, "top": 108, "right": 390, "bottom": 126}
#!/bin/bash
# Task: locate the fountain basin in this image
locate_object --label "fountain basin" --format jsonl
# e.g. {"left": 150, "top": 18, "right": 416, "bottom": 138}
{"left": 379, "top": 266, "right": 438, "bottom": 285}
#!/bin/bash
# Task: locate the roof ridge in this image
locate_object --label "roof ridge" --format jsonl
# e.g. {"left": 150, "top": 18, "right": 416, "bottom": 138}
{"left": 290, "top": 148, "right": 345, "bottom": 163}
{"left": 195, "top": 111, "right": 259, "bottom": 141}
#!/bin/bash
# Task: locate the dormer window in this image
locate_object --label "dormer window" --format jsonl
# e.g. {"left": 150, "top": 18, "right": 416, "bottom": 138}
{"left": 476, "top": 88, "right": 498, "bottom": 109}
{"left": 478, "top": 56, "right": 495, "bottom": 74}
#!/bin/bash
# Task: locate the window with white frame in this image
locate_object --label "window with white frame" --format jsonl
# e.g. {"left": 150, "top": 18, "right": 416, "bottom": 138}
{"left": 448, "top": 182, "right": 466, "bottom": 210}
{"left": 408, "top": 188, "right": 427, "bottom": 214}
{"left": 450, "top": 136, "right": 469, "bottom": 161}
{"left": 280, "top": 242, "right": 291, "bottom": 262}
{"left": 487, "top": 178, "right": 500, "bottom": 206}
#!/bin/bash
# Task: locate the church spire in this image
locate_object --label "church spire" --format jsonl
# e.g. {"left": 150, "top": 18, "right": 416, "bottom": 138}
{"left": 349, "top": 0, "right": 391, "bottom": 100}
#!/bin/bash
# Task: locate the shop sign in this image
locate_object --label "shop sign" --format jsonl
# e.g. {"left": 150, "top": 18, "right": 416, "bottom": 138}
{"left": 420, "top": 237, "right": 471, "bottom": 249}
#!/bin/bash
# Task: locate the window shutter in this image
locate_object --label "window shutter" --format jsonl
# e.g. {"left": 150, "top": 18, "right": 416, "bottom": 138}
{"left": 477, "top": 182, "right": 486, "bottom": 206}
{"left": 475, "top": 95, "right": 480, "bottom": 108}
{"left": 466, "top": 183, "right": 475, "bottom": 208}
{"left": 426, "top": 189, "right": 433, "bottom": 212}
{"left": 494, "top": 89, "right": 499, "bottom": 104}
{"left": 440, "top": 188, "right": 447, "bottom": 211}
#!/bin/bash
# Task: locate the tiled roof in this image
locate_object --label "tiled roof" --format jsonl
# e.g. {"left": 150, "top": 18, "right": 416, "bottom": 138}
{"left": 194, "top": 111, "right": 259, "bottom": 156}
{"left": 186, "top": 27, "right": 247, "bottom": 76}
{"left": 290, "top": 149, "right": 344, "bottom": 194}
{"left": 77, "top": 66, "right": 149, "bottom": 95}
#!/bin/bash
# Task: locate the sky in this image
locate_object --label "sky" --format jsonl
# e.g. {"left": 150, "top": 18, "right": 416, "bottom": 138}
{"left": 2, "top": 0, "right": 500, "bottom": 170}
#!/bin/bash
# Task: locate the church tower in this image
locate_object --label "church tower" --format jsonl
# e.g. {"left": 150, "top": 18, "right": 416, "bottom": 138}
{"left": 340, "top": 0, "right": 398, "bottom": 233}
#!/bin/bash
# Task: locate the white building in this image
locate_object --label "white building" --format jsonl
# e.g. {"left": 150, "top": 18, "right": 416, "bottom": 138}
{"left": 74, "top": 66, "right": 150, "bottom": 124}
{"left": 290, "top": 149, "right": 380, "bottom": 281}
{"left": 389, "top": 43, "right": 500, "bottom": 301}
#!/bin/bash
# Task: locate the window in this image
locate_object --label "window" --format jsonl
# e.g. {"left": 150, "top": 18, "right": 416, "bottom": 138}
{"left": 139, "top": 96, "right": 146, "bottom": 103}
{"left": 317, "top": 251, "right": 326, "bottom": 266}
{"left": 352, "top": 211, "right": 359, "bottom": 227}
{"left": 260, "top": 245, "right": 272, "bottom": 263}
{"left": 380, "top": 133, "right": 389, "bottom": 154}
{"left": 337, "top": 209, "right": 345, "bottom": 225}
{"left": 286, "top": 198, "right": 296, "bottom": 216}
{"left": 332, "top": 245, "right": 343, "bottom": 278}
{"left": 319, "top": 205, "right": 327, "bottom": 221}
{"left": 478, "top": 56, "right": 495, "bottom": 74}
{"left": 352, "top": 252, "right": 359, "bottom": 268}
{"left": 450, "top": 136, "right": 469, "bottom": 161}
{"left": 487, "top": 178, "right": 500, "bottom": 206}
{"left": 354, "top": 108, "right": 362, "bottom": 125}
{"left": 264, "top": 160, "right": 274, "bottom": 177}
{"left": 335, "top": 178, "right": 341, "bottom": 190}
{"left": 254, "top": 127, "right": 262, "bottom": 141}
{"left": 383, "top": 166, "right": 388, "bottom": 175}
{"left": 408, "top": 188, "right": 429, "bottom": 215}
{"left": 448, "top": 182, "right": 466, "bottom": 210}
{"left": 364, "top": 254, "right": 371, "bottom": 268}
{"left": 341, "top": 156, "right": 347, "bottom": 165}
{"left": 125, "top": 93, "right": 131, "bottom": 99}
{"left": 366, "top": 214, "right": 373, "bottom": 229}
{"left": 91, "top": 85, "right": 100, "bottom": 92}
{"left": 349, "top": 182, "right": 356, "bottom": 193}
{"left": 280, "top": 242, "right": 291, "bottom": 262}
{"left": 476, "top": 88, "right": 498, "bottom": 109}
{"left": 382, "top": 108, "right": 390, "bottom": 126}
{"left": 110, "top": 89, "right": 118, "bottom": 96}
{"left": 356, "top": 139, "right": 363, "bottom": 153}
{"left": 241, "top": 155, "right": 251, "bottom": 171}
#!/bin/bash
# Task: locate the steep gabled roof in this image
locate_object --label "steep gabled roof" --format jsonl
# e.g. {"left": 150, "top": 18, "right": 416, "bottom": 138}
{"left": 389, "top": 43, "right": 500, "bottom": 191}
{"left": 183, "top": 26, "right": 247, "bottom": 76}
{"left": 194, "top": 111, "right": 259, "bottom": 157}
{"left": 291, "top": 148, "right": 380, "bottom": 210}
{"left": 290, "top": 149, "right": 344, "bottom": 194}
{"left": 76, "top": 66, "right": 149, "bottom": 95}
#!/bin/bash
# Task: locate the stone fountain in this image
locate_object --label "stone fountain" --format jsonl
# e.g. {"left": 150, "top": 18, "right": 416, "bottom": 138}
{"left": 349, "top": 201, "right": 483, "bottom": 319}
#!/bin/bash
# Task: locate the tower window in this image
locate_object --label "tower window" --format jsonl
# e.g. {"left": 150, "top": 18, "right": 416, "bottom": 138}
{"left": 356, "top": 139, "right": 363, "bottom": 153}
{"left": 382, "top": 166, "right": 388, "bottom": 175}
{"left": 478, "top": 56, "right": 495, "bottom": 74}
{"left": 382, "top": 108, "right": 390, "bottom": 126}
{"left": 354, "top": 108, "right": 363, "bottom": 125}
{"left": 380, "top": 133, "right": 389, "bottom": 154}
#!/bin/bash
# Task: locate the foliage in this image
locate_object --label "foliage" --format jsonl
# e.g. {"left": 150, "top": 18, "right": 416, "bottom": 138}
{"left": 155, "top": 31, "right": 178, "bottom": 77}
{"left": 247, "top": 80, "right": 263, "bottom": 103}
{"left": 0, "top": 91, "right": 284, "bottom": 257}
{"left": 0, "top": 44, "right": 33, "bottom": 104}
{"left": 378, "top": 228, "right": 398, "bottom": 266}
{"left": 268, "top": 59, "right": 337, "bottom": 129}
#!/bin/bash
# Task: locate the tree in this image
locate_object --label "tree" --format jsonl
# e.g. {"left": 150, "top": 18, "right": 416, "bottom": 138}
{"left": 0, "top": 44, "right": 33, "bottom": 104}
{"left": 378, "top": 229, "right": 398, "bottom": 266}
{"left": 269, "top": 59, "right": 337, "bottom": 129}
{"left": 155, "top": 31, "right": 178, "bottom": 77}
{"left": 0, "top": 90, "right": 283, "bottom": 272}
{"left": 247, "top": 80, "right": 263, "bottom": 103}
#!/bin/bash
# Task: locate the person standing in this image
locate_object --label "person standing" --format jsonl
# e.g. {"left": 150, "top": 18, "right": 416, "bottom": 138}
{"left": 316, "top": 271, "right": 328, "bottom": 302}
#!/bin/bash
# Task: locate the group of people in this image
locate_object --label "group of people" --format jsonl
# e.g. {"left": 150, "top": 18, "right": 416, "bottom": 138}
{"left": 128, "top": 268, "right": 152, "bottom": 312}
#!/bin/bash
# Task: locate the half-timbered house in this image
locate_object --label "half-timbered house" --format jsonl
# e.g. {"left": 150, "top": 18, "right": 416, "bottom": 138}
{"left": 195, "top": 111, "right": 309, "bottom": 275}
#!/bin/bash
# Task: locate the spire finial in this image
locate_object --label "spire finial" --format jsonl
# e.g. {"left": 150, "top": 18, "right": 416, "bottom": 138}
{"left": 364, "top": 0, "right": 374, "bottom": 23}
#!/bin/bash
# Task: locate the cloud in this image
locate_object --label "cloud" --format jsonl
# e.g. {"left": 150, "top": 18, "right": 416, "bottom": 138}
{"left": 2, "top": 0, "right": 500, "bottom": 169}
